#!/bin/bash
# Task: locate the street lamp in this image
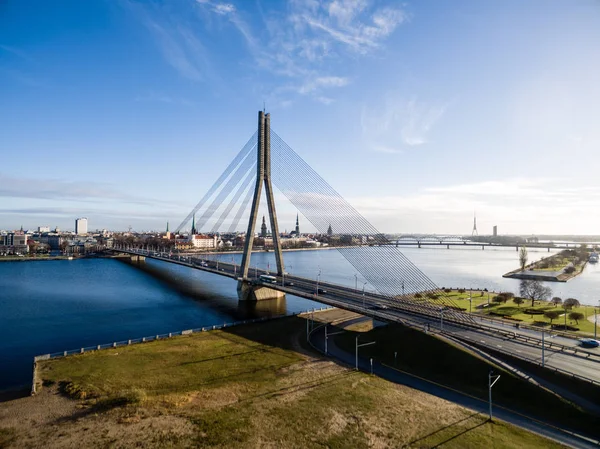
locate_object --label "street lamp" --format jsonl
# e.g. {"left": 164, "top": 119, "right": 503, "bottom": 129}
{"left": 595, "top": 306, "right": 598, "bottom": 340}
{"left": 488, "top": 370, "right": 501, "bottom": 421}
{"left": 316, "top": 268, "right": 321, "bottom": 296}
{"left": 354, "top": 273, "right": 358, "bottom": 291}
{"left": 362, "top": 282, "right": 368, "bottom": 310}
{"left": 440, "top": 307, "right": 445, "bottom": 332}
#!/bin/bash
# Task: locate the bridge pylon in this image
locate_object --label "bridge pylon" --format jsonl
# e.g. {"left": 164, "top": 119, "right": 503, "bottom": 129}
{"left": 238, "top": 111, "right": 285, "bottom": 301}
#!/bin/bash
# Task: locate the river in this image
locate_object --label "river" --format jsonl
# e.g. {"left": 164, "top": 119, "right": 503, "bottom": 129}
{"left": 1, "top": 246, "right": 599, "bottom": 390}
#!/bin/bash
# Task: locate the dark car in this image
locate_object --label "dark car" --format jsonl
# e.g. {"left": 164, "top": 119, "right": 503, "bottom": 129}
{"left": 285, "top": 281, "right": 295, "bottom": 286}
{"left": 317, "top": 288, "right": 327, "bottom": 294}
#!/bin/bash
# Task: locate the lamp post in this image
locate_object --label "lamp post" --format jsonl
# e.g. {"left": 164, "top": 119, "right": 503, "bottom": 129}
{"left": 316, "top": 268, "right": 321, "bottom": 296}
{"left": 354, "top": 273, "right": 358, "bottom": 291}
{"left": 595, "top": 306, "right": 598, "bottom": 340}
{"left": 355, "top": 336, "right": 376, "bottom": 370}
{"left": 440, "top": 307, "right": 445, "bottom": 332}
{"left": 362, "top": 282, "right": 367, "bottom": 310}
{"left": 488, "top": 370, "right": 501, "bottom": 420}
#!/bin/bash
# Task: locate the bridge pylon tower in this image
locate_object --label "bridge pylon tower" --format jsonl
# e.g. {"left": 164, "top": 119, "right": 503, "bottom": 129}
{"left": 238, "top": 111, "right": 286, "bottom": 301}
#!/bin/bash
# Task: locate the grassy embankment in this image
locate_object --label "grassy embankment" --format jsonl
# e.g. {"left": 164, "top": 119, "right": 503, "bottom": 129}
{"left": 414, "top": 289, "right": 599, "bottom": 334}
{"left": 1, "top": 315, "right": 567, "bottom": 448}
{"left": 334, "top": 320, "right": 600, "bottom": 434}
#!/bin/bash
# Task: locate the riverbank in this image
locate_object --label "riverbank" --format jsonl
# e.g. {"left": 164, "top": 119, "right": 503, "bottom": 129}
{"left": 503, "top": 249, "right": 588, "bottom": 282}
{"left": 0, "top": 255, "right": 73, "bottom": 262}
{"left": 1, "top": 314, "right": 567, "bottom": 448}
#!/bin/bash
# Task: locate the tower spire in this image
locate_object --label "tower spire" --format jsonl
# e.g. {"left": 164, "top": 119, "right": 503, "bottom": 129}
{"left": 471, "top": 212, "right": 478, "bottom": 236}
{"left": 191, "top": 213, "right": 196, "bottom": 235}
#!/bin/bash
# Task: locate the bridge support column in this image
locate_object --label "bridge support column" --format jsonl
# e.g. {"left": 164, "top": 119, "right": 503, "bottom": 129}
{"left": 447, "top": 244, "right": 449, "bottom": 249}
{"left": 482, "top": 245, "right": 485, "bottom": 250}
{"left": 237, "top": 280, "right": 285, "bottom": 301}
{"left": 131, "top": 255, "right": 145, "bottom": 263}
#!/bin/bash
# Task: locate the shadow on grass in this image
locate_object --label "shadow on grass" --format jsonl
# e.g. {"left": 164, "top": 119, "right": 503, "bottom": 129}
{"left": 406, "top": 412, "right": 488, "bottom": 447}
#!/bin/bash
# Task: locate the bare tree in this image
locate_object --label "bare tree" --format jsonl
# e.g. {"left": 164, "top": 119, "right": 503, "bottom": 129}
{"left": 519, "top": 246, "right": 528, "bottom": 271}
{"left": 519, "top": 280, "right": 552, "bottom": 307}
{"left": 551, "top": 297, "right": 562, "bottom": 306}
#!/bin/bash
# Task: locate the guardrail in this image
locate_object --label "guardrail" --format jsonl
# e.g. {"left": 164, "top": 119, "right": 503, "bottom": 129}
{"left": 31, "top": 306, "right": 334, "bottom": 394}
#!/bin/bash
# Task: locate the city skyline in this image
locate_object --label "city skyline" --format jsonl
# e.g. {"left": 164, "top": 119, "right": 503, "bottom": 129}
{"left": 1, "top": 1, "right": 599, "bottom": 234}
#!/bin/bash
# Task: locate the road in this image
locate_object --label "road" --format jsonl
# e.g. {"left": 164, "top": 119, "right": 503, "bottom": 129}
{"left": 309, "top": 321, "right": 600, "bottom": 449}
{"left": 114, "top": 249, "right": 600, "bottom": 383}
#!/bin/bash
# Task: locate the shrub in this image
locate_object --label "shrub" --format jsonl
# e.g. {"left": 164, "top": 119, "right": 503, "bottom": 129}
{"left": 426, "top": 292, "right": 439, "bottom": 299}
{"left": 492, "top": 295, "right": 505, "bottom": 304}
{"left": 564, "top": 266, "right": 576, "bottom": 274}
{"left": 414, "top": 293, "right": 422, "bottom": 299}
{"left": 443, "top": 288, "right": 451, "bottom": 293}
{"left": 513, "top": 297, "right": 524, "bottom": 307}
{"left": 458, "top": 288, "right": 466, "bottom": 294}
{"left": 500, "top": 292, "right": 514, "bottom": 299}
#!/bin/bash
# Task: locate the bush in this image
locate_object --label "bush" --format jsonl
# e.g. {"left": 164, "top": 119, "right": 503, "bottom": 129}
{"left": 524, "top": 308, "right": 545, "bottom": 315}
{"left": 564, "top": 266, "right": 576, "bottom": 274}
{"left": 492, "top": 295, "right": 506, "bottom": 304}
{"left": 513, "top": 297, "right": 524, "bottom": 307}
{"left": 414, "top": 293, "right": 422, "bottom": 299}
{"left": 443, "top": 288, "right": 451, "bottom": 293}
{"left": 458, "top": 288, "right": 466, "bottom": 294}
{"left": 426, "top": 292, "right": 439, "bottom": 299}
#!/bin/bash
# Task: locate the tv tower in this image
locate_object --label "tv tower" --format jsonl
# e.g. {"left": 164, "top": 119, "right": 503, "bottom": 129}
{"left": 471, "top": 212, "right": 478, "bottom": 236}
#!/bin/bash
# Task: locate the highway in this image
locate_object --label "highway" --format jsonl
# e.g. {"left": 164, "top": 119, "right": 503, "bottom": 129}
{"left": 114, "top": 248, "right": 600, "bottom": 384}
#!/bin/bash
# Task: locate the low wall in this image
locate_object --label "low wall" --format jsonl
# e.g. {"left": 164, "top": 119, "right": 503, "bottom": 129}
{"left": 31, "top": 306, "right": 334, "bottom": 394}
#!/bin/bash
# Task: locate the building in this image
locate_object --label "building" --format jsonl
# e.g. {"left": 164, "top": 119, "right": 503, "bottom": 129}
{"left": 38, "top": 226, "right": 50, "bottom": 233}
{"left": 0, "top": 233, "right": 29, "bottom": 253}
{"left": 260, "top": 216, "right": 268, "bottom": 238}
{"left": 493, "top": 225, "right": 497, "bottom": 237}
{"left": 75, "top": 218, "right": 88, "bottom": 235}
{"left": 295, "top": 214, "right": 300, "bottom": 235}
{"left": 188, "top": 234, "right": 219, "bottom": 249}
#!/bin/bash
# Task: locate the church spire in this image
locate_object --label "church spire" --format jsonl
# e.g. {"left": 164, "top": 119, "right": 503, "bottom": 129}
{"left": 191, "top": 214, "right": 197, "bottom": 235}
{"left": 295, "top": 213, "right": 300, "bottom": 235}
{"left": 166, "top": 221, "right": 169, "bottom": 233}
{"left": 260, "top": 215, "right": 268, "bottom": 238}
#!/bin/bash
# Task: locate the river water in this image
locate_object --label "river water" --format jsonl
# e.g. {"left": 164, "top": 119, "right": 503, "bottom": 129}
{"left": 1, "top": 246, "right": 599, "bottom": 390}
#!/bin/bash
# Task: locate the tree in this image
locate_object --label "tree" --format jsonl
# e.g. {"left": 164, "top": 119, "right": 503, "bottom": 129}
{"left": 513, "top": 297, "right": 524, "bottom": 307}
{"left": 544, "top": 310, "right": 560, "bottom": 324}
{"left": 519, "top": 246, "right": 528, "bottom": 271}
{"left": 492, "top": 295, "right": 506, "bottom": 304}
{"left": 568, "top": 312, "right": 584, "bottom": 325}
{"left": 563, "top": 298, "right": 580, "bottom": 310}
{"left": 551, "top": 297, "right": 562, "bottom": 306}
{"left": 519, "top": 280, "right": 552, "bottom": 307}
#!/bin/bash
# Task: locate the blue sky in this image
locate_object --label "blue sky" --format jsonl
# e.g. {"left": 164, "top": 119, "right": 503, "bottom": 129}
{"left": 1, "top": 0, "right": 599, "bottom": 234}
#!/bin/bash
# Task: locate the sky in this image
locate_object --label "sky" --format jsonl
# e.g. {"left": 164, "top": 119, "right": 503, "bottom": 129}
{"left": 1, "top": 0, "right": 599, "bottom": 235}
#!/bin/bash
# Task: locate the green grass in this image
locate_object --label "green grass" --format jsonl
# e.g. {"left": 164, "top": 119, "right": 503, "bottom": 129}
{"left": 417, "top": 289, "right": 599, "bottom": 335}
{"left": 334, "top": 322, "right": 600, "bottom": 437}
{"left": 35, "top": 315, "right": 569, "bottom": 448}
{"left": 39, "top": 318, "right": 304, "bottom": 399}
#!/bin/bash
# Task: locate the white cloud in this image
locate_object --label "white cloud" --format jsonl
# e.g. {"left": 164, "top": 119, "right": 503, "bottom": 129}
{"left": 193, "top": 0, "right": 407, "bottom": 103}
{"left": 362, "top": 95, "right": 447, "bottom": 153}
{"left": 348, "top": 178, "right": 600, "bottom": 234}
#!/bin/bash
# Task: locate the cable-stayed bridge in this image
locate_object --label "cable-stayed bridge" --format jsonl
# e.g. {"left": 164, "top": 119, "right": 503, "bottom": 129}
{"left": 113, "top": 111, "right": 600, "bottom": 384}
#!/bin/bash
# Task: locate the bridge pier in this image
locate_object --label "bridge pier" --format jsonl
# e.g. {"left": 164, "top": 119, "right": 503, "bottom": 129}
{"left": 447, "top": 244, "right": 450, "bottom": 249}
{"left": 130, "top": 255, "right": 145, "bottom": 263}
{"left": 237, "top": 280, "right": 285, "bottom": 301}
{"left": 482, "top": 245, "right": 484, "bottom": 250}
